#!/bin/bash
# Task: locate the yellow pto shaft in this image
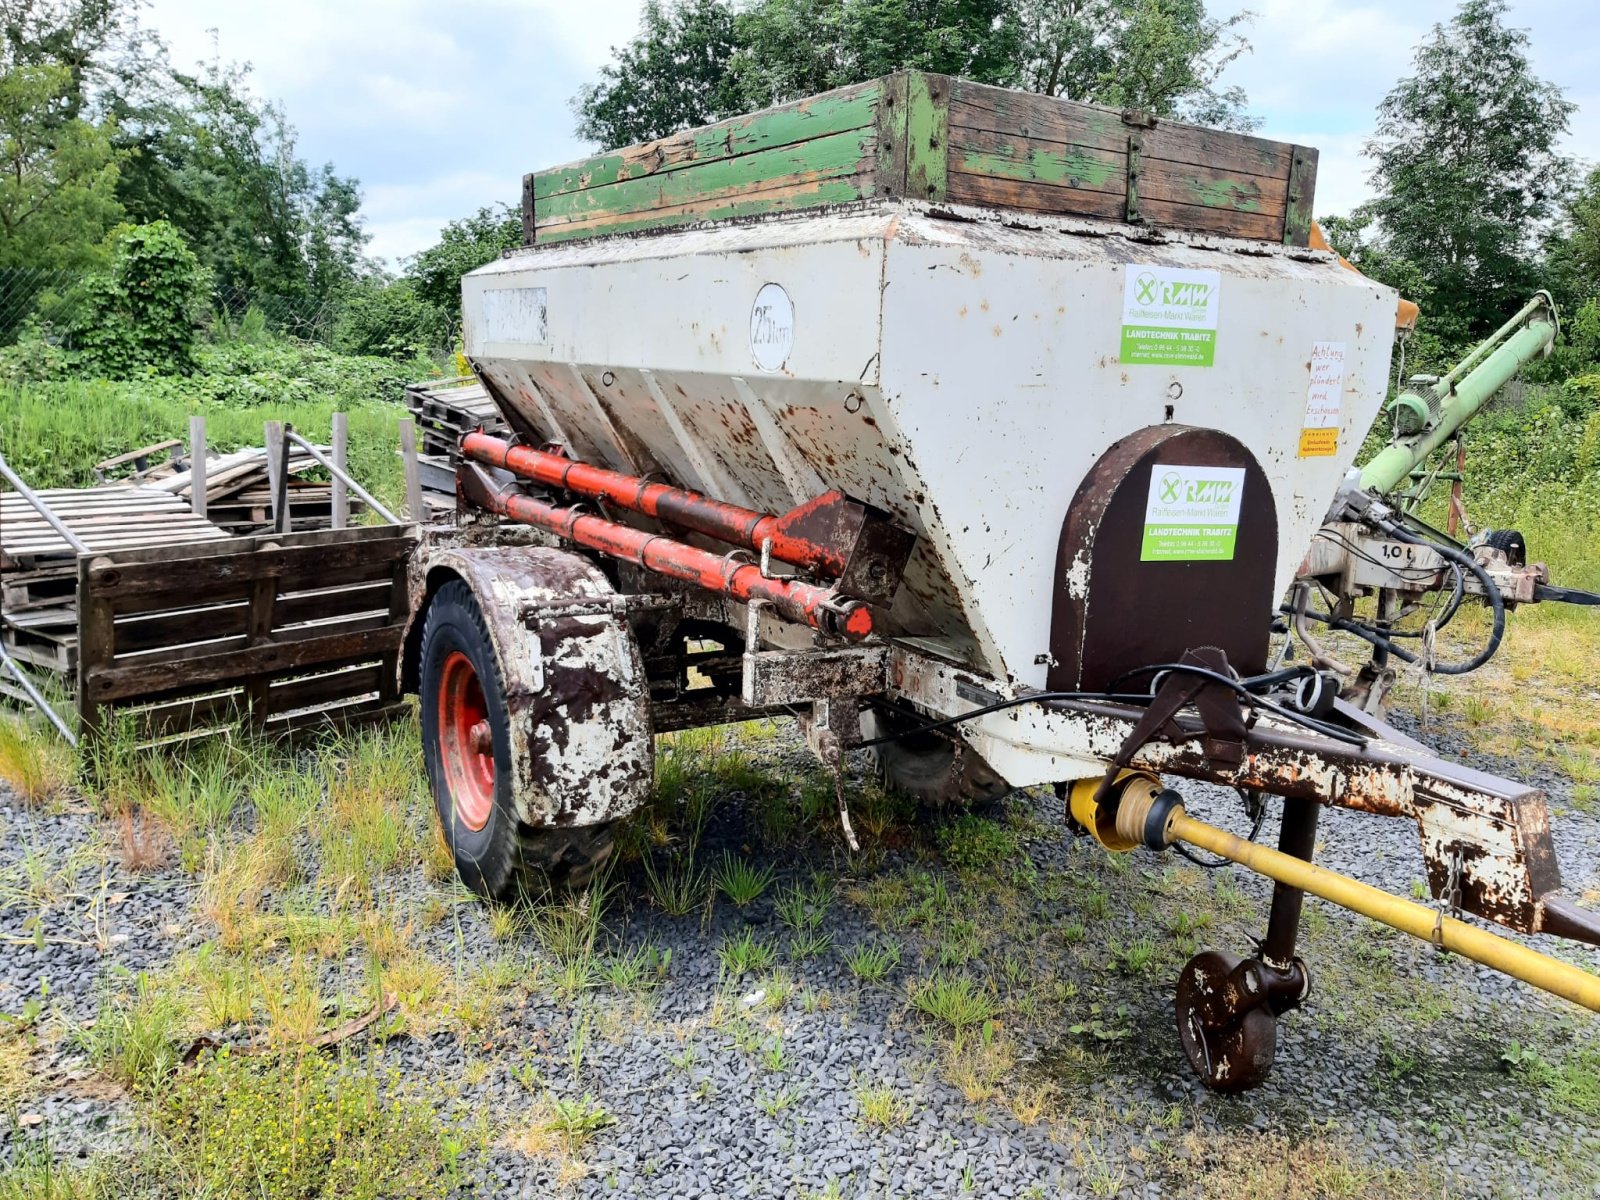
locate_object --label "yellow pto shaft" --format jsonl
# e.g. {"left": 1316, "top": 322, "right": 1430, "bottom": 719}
{"left": 1170, "top": 811, "right": 1600, "bottom": 1013}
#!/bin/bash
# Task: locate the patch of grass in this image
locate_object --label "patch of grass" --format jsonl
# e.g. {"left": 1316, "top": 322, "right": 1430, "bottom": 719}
{"left": 845, "top": 939, "right": 901, "bottom": 983}
{"left": 1503, "top": 1040, "right": 1600, "bottom": 1117}
{"left": 156, "top": 1046, "right": 477, "bottom": 1196}
{"left": 316, "top": 725, "right": 422, "bottom": 895}
{"left": 75, "top": 971, "right": 191, "bottom": 1093}
{"left": 788, "top": 927, "right": 833, "bottom": 963}
{"left": 540, "top": 1093, "right": 614, "bottom": 1149}
{"left": 600, "top": 944, "right": 667, "bottom": 995}
{"left": 936, "top": 813, "right": 1019, "bottom": 871}
{"left": 642, "top": 851, "right": 710, "bottom": 918}
{"left": 1164, "top": 1129, "right": 1449, "bottom": 1200}
{"left": 0, "top": 715, "right": 74, "bottom": 805}
{"left": 717, "top": 928, "right": 777, "bottom": 977}
{"left": 909, "top": 973, "right": 998, "bottom": 1032}
{"left": 775, "top": 882, "right": 828, "bottom": 932}
{"left": 713, "top": 851, "right": 775, "bottom": 907}
{"left": 852, "top": 1079, "right": 912, "bottom": 1129}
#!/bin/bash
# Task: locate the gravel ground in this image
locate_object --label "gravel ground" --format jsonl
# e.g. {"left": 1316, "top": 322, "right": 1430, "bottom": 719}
{"left": 2, "top": 699, "right": 1598, "bottom": 1199}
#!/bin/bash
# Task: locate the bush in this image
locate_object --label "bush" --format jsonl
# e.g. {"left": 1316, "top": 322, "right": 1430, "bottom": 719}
{"left": 332, "top": 278, "right": 447, "bottom": 361}
{"left": 71, "top": 222, "right": 206, "bottom": 378}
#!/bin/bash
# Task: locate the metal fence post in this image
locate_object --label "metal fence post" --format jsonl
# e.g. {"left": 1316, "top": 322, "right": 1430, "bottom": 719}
{"left": 189, "top": 415, "right": 207, "bottom": 518}
{"left": 400, "top": 417, "right": 424, "bottom": 525}
{"left": 264, "top": 420, "right": 287, "bottom": 535}
{"left": 331, "top": 412, "right": 349, "bottom": 530}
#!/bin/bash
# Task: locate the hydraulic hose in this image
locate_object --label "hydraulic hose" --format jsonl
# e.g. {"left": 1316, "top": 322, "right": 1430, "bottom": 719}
{"left": 1377, "top": 522, "right": 1505, "bottom": 675}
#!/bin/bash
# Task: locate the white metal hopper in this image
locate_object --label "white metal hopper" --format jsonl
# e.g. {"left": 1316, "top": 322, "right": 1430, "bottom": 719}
{"left": 463, "top": 202, "right": 1395, "bottom": 695}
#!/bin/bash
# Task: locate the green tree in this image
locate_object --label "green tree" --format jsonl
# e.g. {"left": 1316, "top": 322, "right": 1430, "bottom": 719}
{"left": 405, "top": 203, "right": 523, "bottom": 333}
{"left": 573, "top": 0, "right": 1256, "bottom": 151}
{"left": 1014, "top": 0, "right": 1255, "bottom": 128}
{"left": 1546, "top": 166, "right": 1600, "bottom": 313}
{"left": 71, "top": 219, "right": 205, "bottom": 376}
{"left": 1362, "top": 0, "right": 1574, "bottom": 344}
{"left": 573, "top": 0, "right": 742, "bottom": 148}
{"left": 0, "top": 63, "right": 122, "bottom": 267}
{"left": 332, "top": 276, "right": 446, "bottom": 362}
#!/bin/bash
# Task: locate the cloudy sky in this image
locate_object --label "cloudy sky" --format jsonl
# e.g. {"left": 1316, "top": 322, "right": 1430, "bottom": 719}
{"left": 142, "top": 0, "right": 1598, "bottom": 267}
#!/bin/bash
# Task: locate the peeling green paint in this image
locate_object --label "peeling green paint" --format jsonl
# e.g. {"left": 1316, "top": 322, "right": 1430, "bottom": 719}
{"left": 957, "top": 144, "right": 1121, "bottom": 190}
{"left": 904, "top": 72, "right": 948, "bottom": 201}
{"left": 536, "top": 179, "right": 868, "bottom": 243}
{"left": 534, "top": 83, "right": 881, "bottom": 201}
{"left": 1183, "top": 177, "right": 1263, "bottom": 212}
{"left": 537, "top": 129, "right": 873, "bottom": 223}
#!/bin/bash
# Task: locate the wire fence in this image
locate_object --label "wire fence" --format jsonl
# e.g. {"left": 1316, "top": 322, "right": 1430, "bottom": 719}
{"left": 0, "top": 267, "right": 349, "bottom": 349}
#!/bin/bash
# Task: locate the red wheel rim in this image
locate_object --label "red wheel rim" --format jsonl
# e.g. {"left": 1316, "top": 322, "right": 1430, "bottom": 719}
{"left": 437, "top": 650, "right": 495, "bottom": 832}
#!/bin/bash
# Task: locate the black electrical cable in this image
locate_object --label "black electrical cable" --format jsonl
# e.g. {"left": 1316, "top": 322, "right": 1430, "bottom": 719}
{"left": 1104, "top": 662, "right": 1368, "bottom": 746}
{"left": 1174, "top": 793, "right": 1269, "bottom": 869}
{"left": 1291, "top": 521, "right": 1506, "bottom": 675}
{"left": 1382, "top": 520, "right": 1504, "bottom": 673}
{"left": 1312, "top": 526, "right": 1468, "bottom": 635}
{"left": 857, "top": 663, "right": 1368, "bottom": 752}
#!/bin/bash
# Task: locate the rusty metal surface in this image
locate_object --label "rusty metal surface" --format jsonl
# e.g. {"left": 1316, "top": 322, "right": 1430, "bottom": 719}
{"left": 741, "top": 644, "right": 888, "bottom": 707}
{"left": 1048, "top": 425, "right": 1276, "bottom": 691}
{"left": 409, "top": 540, "right": 653, "bottom": 829}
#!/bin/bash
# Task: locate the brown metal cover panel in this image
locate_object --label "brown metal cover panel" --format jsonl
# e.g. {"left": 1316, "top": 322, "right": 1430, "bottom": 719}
{"left": 1047, "top": 426, "right": 1276, "bottom": 691}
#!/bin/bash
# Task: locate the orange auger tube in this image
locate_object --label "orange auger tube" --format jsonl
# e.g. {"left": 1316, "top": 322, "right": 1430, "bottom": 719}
{"left": 462, "top": 464, "right": 874, "bottom": 641}
{"left": 461, "top": 431, "right": 850, "bottom": 577}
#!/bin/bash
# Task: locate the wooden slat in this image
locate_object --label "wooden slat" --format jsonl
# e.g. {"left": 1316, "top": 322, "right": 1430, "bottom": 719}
{"left": 82, "top": 528, "right": 415, "bottom": 604}
{"left": 532, "top": 80, "right": 882, "bottom": 201}
{"left": 83, "top": 624, "right": 404, "bottom": 703}
{"left": 538, "top": 172, "right": 876, "bottom": 244}
{"left": 535, "top": 129, "right": 878, "bottom": 231}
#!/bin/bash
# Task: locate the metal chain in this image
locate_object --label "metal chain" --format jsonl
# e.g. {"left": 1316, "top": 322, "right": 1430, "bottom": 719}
{"left": 1430, "top": 848, "right": 1464, "bottom": 950}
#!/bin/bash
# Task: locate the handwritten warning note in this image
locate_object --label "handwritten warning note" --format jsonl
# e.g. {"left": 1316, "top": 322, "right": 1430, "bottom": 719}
{"left": 1298, "top": 341, "right": 1346, "bottom": 458}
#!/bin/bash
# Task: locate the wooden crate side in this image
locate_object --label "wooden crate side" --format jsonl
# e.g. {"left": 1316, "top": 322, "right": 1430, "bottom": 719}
{"left": 75, "top": 527, "right": 415, "bottom": 740}
{"left": 536, "top": 172, "right": 876, "bottom": 244}
{"left": 534, "top": 131, "right": 879, "bottom": 242}
{"left": 943, "top": 78, "right": 1312, "bottom": 243}
{"left": 532, "top": 80, "right": 882, "bottom": 201}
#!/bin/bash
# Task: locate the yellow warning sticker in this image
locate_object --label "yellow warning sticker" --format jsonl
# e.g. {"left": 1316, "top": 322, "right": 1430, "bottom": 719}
{"left": 1298, "top": 427, "right": 1338, "bottom": 457}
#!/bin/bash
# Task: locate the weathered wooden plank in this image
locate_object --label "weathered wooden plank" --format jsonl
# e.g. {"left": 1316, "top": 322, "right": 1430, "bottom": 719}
{"left": 113, "top": 601, "right": 249, "bottom": 655}
{"left": 83, "top": 532, "right": 415, "bottom": 604}
{"left": 535, "top": 128, "right": 877, "bottom": 226}
{"left": 268, "top": 662, "right": 386, "bottom": 714}
{"left": 874, "top": 72, "right": 910, "bottom": 199}
{"left": 536, "top": 173, "right": 874, "bottom": 244}
{"left": 533, "top": 80, "right": 881, "bottom": 200}
{"left": 83, "top": 625, "right": 404, "bottom": 703}
{"left": 1283, "top": 145, "right": 1318, "bottom": 246}
{"left": 945, "top": 170, "right": 1126, "bottom": 221}
{"left": 1134, "top": 196, "right": 1283, "bottom": 241}
{"left": 949, "top": 128, "right": 1126, "bottom": 196}
{"left": 949, "top": 80, "right": 1129, "bottom": 153}
{"left": 905, "top": 72, "right": 950, "bottom": 202}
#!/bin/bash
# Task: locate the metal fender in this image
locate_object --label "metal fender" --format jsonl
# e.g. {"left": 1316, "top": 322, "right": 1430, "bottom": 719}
{"left": 411, "top": 543, "right": 653, "bottom": 829}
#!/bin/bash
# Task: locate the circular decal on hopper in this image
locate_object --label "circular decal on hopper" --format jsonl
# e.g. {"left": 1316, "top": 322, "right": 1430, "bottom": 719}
{"left": 750, "top": 283, "right": 794, "bottom": 372}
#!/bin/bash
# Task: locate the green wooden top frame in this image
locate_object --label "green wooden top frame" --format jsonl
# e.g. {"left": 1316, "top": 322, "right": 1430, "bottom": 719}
{"left": 524, "top": 73, "right": 1318, "bottom": 248}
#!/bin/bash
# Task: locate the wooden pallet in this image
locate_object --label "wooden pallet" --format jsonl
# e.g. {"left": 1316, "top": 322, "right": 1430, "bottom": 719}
{"left": 1, "top": 486, "right": 231, "bottom": 568}
{"left": 75, "top": 525, "right": 417, "bottom": 741}
{"left": 527, "top": 72, "right": 1317, "bottom": 247}
{"left": 405, "top": 380, "right": 508, "bottom": 464}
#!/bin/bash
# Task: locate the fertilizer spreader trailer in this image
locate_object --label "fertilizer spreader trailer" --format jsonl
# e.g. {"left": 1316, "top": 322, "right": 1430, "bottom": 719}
{"left": 404, "top": 72, "right": 1600, "bottom": 1091}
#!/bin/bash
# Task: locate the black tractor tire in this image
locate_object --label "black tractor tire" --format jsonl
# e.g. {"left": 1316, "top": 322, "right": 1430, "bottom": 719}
{"left": 865, "top": 709, "right": 1012, "bottom": 810}
{"left": 418, "top": 580, "right": 613, "bottom": 902}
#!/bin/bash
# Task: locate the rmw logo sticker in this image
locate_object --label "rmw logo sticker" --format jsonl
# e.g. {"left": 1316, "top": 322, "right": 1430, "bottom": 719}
{"left": 1160, "top": 471, "right": 1233, "bottom": 505}
{"left": 1136, "top": 272, "right": 1213, "bottom": 308}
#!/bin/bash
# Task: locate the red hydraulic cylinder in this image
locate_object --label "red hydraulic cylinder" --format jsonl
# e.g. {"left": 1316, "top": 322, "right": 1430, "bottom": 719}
{"left": 467, "top": 472, "right": 874, "bottom": 641}
{"left": 461, "top": 431, "right": 849, "bottom": 577}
